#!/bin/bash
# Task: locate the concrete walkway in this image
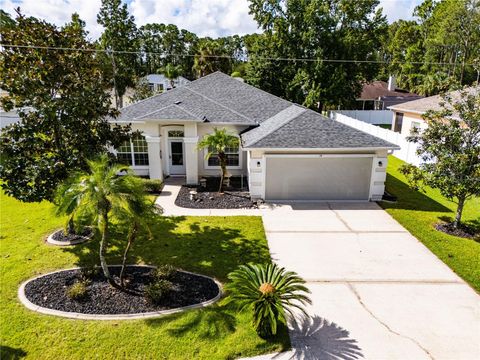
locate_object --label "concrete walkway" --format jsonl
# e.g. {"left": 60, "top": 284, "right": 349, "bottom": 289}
{"left": 156, "top": 183, "right": 480, "bottom": 359}
{"left": 248, "top": 202, "right": 480, "bottom": 360}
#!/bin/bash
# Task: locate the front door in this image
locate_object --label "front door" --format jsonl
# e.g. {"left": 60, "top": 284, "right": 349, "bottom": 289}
{"left": 168, "top": 140, "right": 185, "bottom": 175}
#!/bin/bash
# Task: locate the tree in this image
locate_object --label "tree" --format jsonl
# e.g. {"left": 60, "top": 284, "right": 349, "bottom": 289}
{"left": 97, "top": 0, "right": 139, "bottom": 109}
{"left": 197, "top": 128, "right": 240, "bottom": 193}
{"left": 160, "top": 63, "right": 183, "bottom": 89}
{"left": 0, "top": 11, "right": 130, "bottom": 202}
{"left": 55, "top": 155, "right": 154, "bottom": 289}
{"left": 246, "top": 0, "right": 387, "bottom": 111}
{"left": 226, "top": 263, "right": 311, "bottom": 338}
{"left": 129, "top": 77, "right": 155, "bottom": 103}
{"left": 401, "top": 87, "right": 480, "bottom": 228}
{"left": 193, "top": 39, "right": 231, "bottom": 78}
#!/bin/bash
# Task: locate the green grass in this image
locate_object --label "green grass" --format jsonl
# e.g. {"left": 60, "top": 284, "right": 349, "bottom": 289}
{"left": 380, "top": 156, "right": 480, "bottom": 292}
{"left": 0, "top": 192, "right": 289, "bottom": 359}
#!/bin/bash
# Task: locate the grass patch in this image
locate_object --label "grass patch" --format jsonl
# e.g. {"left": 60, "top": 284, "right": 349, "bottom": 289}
{"left": 380, "top": 156, "right": 480, "bottom": 292}
{"left": 0, "top": 192, "right": 289, "bottom": 359}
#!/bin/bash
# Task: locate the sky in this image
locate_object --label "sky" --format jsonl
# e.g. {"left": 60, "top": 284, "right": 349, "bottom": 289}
{"left": 0, "top": 0, "right": 423, "bottom": 40}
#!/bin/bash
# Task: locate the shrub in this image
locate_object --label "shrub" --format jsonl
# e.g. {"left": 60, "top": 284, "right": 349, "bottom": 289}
{"left": 79, "top": 263, "right": 99, "bottom": 280}
{"left": 141, "top": 178, "right": 163, "bottom": 194}
{"left": 66, "top": 281, "right": 88, "bottom": 300}
{"left": 226, "top": 263, "right": 311, "bottom": 338}
{"left": 153, "top": 264, "right": 176, "bottom": 281}
{"left": 145, "top": 279, "right": 173, "bottom": 304}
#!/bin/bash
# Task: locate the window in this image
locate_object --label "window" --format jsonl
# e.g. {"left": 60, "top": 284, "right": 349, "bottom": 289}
{"left": 207, "top": 145, "right": 240, "bottom": 167}
{"left": 168, "top": 130, "right": 184, "bottom": 138}
{"left": 148, "top": 83, "right": 155, "bottom": 92}
{"left": 117, "top": 134, "right": 149, "bottom": 166}
{"left": 394, "top": 112, "right": 403, "bottom": 133}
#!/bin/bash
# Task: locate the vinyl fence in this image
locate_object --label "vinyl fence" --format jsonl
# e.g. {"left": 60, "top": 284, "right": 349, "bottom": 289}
{"left": 330, "top": 112, "right": 422, "bottom": 166}
{"left": 332, "top": 110, "right": 393, "bottom": 125}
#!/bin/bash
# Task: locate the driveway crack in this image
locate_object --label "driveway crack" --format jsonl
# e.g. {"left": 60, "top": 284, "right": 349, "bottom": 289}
{"left": 327, "top": 202, "right": 354, "bottom": 231}
{"left": 347, "top": 283, "right": 434, "bottom": 360}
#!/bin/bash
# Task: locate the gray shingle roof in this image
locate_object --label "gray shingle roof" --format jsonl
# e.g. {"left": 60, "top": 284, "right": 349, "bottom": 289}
{"left": 388, "top": 86, "right": 479, "bottom": 115}
{"left": 242, "top": 109, "right": 399, "bottom": 149}
{"left": 116, "top": 71, "right": 397, "bottom": 150}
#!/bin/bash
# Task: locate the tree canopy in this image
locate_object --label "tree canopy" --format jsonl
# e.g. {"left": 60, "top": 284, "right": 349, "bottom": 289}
{"left": 0, "top": 11, "right": 130, "bottom": 202}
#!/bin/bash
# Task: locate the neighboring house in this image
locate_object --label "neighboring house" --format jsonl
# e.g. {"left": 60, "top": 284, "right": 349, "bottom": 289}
{"left": 112, "top": 72, "right": 398, "bottom": 202}
{"left": 146, "top": 74, "right": 190, "bottom": 92}
{"left": 388, "top": 86, "right": 479, "bottom": 136}
{"left": 0, "top": 109, "right": 21, "bottom": 130}
{"left": 357, "top": 76, "right": 422, "bottom": 110}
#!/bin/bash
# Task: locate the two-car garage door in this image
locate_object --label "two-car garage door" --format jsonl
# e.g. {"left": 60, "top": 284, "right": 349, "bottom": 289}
{"left": 265, "top": 156, "right": 373, "bottom": 201}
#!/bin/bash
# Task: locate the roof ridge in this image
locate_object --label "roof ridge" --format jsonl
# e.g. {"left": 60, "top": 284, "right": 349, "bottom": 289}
{"left": 134, "top": 103, "right": 176, "bottom": 120}
{"left": 243, "top": 105, "right": 306, "bottom": 147}
{"left": 183, "top": 86, "right": 253, "bottom": 122}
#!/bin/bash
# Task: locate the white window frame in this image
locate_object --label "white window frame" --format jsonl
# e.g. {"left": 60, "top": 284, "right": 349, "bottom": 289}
{"left": 117, "top": 134, "right": 149, "bottom": 168}
{"left": 204, "top": 143, "right": 242, "bottom": 170}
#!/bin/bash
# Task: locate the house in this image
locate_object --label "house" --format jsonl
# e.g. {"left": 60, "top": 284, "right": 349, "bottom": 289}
{"left": 112, "top": 72, "right": 398, "bottom": 201}
{"left": 146, "top": 74, "right": 190, "bottom": 92}
{"left": 388, "top": 86, "right": 479, "bottom": 136}
{"left": 357, "top": 76, "right": 422, "bottom": 110}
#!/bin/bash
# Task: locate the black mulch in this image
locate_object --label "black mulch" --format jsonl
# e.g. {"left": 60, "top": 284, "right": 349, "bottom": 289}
{"left": 435, "top": 223, "right": 478, "bottom": 239}
{"left": 51, "top": 228, "right": 93, "bottom": 243}
{"left": 24, "top": 266, "right": 220, "bottom": 315}
{"left": 174, "top": 176, "right": 256, "bottom": 209}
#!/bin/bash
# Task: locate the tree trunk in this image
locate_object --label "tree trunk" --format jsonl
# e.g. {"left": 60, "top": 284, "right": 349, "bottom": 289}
{"left": 99, "top": 211, "right": 118, "bottom": 288}
{"left": 66, "top": 216, "right": 75, "bottom": 235}
{"left": 218, "top": 152, "right": 227, "bottom": 193}
{"left": 120, "top": 222, "right": 138, "bottom": 288}
{"left": 453, "top": 196, "right": 465, "bottom": 229}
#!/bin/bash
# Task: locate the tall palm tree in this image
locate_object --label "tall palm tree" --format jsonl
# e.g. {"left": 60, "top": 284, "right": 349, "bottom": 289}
{"left": 160, "top": 63, "right": 182, "bottom": 89}
{"left": 197, "top": 128, "right": 240, "bottom": 193}
{"left": 55, "top": 154, "right": 150, "bottom": 288}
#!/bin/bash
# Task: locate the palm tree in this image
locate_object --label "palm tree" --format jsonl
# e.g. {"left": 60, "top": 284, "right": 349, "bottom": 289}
{"left": 226, "top": 263, "right": 311, "bottom": 338}
{"left": 160, "top": 63, "right": 182, "bottom": 89}
{"left": 197, "top": 128, "right": 240, "bottom": 193}
{"left": 55, "top": 154, "right": 150, "bottom": 289}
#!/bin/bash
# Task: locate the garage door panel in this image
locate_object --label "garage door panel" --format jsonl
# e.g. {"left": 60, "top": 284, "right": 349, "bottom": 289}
{"left": 265, "top": 157, "right": 372, "bottom": 201}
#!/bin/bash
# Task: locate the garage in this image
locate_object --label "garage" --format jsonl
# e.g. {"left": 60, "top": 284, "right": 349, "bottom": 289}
{"left": 265, "top": 155, "right": 373, "bottom": 201}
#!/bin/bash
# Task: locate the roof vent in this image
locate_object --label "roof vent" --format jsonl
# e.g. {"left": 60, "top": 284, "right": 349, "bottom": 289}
{"left": 174, "top": 101, "right": 182, "bottom": 105}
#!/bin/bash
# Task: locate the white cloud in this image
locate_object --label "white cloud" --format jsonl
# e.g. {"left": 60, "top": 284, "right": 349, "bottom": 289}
{"left": 0, "top": 0, "right": 421, "bottom": 41}
{"left": 377, "top": 0, "right": 422, "bottom": 23}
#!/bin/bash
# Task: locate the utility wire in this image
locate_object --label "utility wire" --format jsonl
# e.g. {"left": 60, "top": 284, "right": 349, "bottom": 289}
{"left": 0, "top": 43, "right": 477, "bottom": 67}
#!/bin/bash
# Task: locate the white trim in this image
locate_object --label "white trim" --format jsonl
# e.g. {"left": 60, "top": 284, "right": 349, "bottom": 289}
{"left": 183, "top": 136, "right": 199, "bottom": 144}
{"left": 244, "top": 146, "right": 399, "bottom": 151}
{"left": 264, "top": 154, "right": 375, "bottom": 159}
{"left": 144, "top": 136, "right": 161, "bottom": 144}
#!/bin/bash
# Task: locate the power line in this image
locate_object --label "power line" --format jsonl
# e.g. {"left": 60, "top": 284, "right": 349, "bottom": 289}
{"left": 0, "top": 43, "right": 476, "bottom": 67}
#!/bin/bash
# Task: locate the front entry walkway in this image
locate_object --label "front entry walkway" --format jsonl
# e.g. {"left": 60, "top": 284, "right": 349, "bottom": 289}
{"left": 249, "top": 202, "right": 480, "bottom": 360}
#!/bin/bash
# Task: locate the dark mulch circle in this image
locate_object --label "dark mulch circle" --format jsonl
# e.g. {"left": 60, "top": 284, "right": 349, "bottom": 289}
{"left": 51, "top": 228, "right": 93, "bottom": 243}
{"left": 24, "top": 266, "right": 220, "bottom": 315}
{"left": 175, "top": 176, "right": 256, "bottom": 209}
{"left": 435, "top": 222, "right": 478, "bottom": 239}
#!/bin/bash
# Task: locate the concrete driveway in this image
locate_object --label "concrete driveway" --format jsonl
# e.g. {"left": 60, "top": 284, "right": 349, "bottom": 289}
{"left": 250, "top": 202, "right": 480, "bottom": 360}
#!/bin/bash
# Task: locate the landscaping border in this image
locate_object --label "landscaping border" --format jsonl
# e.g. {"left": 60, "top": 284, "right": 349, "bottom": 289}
{"left": 46, "top": 228, "right": 93, "bottom": 246}
{"left": 18, "top": 265, "right": 223, "bottom": 320}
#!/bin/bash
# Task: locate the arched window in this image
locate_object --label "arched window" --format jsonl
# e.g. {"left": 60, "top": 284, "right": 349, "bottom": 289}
{"left": 117, "top": 134, "right": 149, "bottom": 166}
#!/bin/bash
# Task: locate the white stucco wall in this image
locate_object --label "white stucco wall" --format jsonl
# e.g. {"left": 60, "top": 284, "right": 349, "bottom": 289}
{"left": 391, "top": 111, "right": 428, "bottom": 136}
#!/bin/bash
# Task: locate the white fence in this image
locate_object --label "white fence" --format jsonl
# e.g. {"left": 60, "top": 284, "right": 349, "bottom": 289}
{"left": 331, "top": 110, "right": 393, "bottom": 125}
{"left": 331, "top": 113, "right": 421, "bottom": 166}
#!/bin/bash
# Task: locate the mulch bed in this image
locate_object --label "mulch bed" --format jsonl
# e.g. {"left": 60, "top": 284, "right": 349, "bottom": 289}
{"left": 24, "top": 266, "right": 220, "bottom": 315}
{"left": 51, "top": 228, "right": 93, "bottom": 243}
{"left": 175, "top": 176, "right": 256, "bottom": 209}
{"left": 435, "top": 222, "right": 478, "bottom": 240}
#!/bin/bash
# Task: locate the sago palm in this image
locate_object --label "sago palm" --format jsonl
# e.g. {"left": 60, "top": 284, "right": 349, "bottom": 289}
{"left": 55, "top": 154, "right": 150, "bottom": 288}
{"left": 226, "top": 263, "right": 311, "bottom": 338}
{"left": 197, "top": 128, "right": 240, "bottom": 193}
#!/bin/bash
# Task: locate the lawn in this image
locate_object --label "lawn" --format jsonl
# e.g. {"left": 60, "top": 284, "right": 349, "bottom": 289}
{"left": 0, "top": 192, "right": 289, "bottom": 359}
{"left": 380, "top": 156, "right": 480, "bottom": 292}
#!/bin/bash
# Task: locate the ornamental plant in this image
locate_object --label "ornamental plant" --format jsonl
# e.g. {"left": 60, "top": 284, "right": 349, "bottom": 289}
{"left": 226, "top": 263, "right": 311, "bottom": 338}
